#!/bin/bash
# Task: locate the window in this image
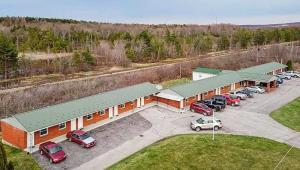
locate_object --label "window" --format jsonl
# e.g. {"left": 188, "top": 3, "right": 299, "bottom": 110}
{"left": 130, "top": 101, "right": 134, "bottom": 106}
{"left": 204, "top": 92, "right": 208, "bottom": 96}
{"left": 221, "top": 87, "right": 224, "bottom": 90}
{"left": 120, "top": 104, "right": 126, "bottom": 108}
{"left": 86, "top": 114, "right": 93, "bottom": 120}
{"left": 40, "top": 128, "right": 48, "bottom": 136}
{"left": 58, "top": 122, "right": 66, "bottom": 130}
{"left": 145, "top": 96, "right": 150, "bottom": 100}
{"left": 99, "top": 110, "right": 105, "bottom": 115}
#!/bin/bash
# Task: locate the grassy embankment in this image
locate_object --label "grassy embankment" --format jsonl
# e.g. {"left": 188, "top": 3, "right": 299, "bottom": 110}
{"left": 108, "top": 134, "right": 300, "bottom": 170}
{"left": 160, "top": 77, "right": 192, "bottom": 88}
{"left": 271, "top": 96, "right": 300, "bottom": 131}
{"left": 3, "top": 144, "right": 41, "bottom": 170}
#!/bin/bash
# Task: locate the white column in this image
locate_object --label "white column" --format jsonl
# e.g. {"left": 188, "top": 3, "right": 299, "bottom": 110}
{"left": 27, "top": 132, "right": 35, "bottom": 152}
{"left": 109, "top": 107, "right": 113, "bottom": 118}
{"left": 216, "top": 88, "right": 221, "bottom": 95}
{"left": 141, "top": 97, "right": 145, "bottom": 106}
{"left": 180, "top": 100, "right": 184, "bottom": 108}
{"left": 137, "top": 98, "right": 141, "bottom": 107}
{"left": 273, "top": 70, "right": 276, "bottom": 75}
{"left": 197, "top": 94, "right": 201, "bottom": 100}
{"left": 71, "top": 119, "right": 76, "bottom": 131}
{"left": 114, "top": 105, "right": 119, "bottom": 116}
{"left": 77, "top": 116, "right": 83, "bottom": 129}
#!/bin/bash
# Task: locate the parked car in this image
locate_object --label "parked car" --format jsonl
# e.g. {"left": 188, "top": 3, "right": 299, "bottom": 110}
{"left": 277, "top": 73, "right": 292, "bottom": 80}
{"left": 211, "top": 95, "right": 227, "bottom": 105}
{"left": 39, "top": 141, "right": 66, "bottom": 163}
{"left": 190, "top": 102, "right": 213, "bottom": 116}
{"left": 198, "top": 99, "right": 226, "bottom": 111}
{"left": 223, "top": 94, "right": 240, "bottom": 106}
{"left": 190, "top": 117, "right": 223, "bottom": 131}
{"left": 276, "top": 77, "right": 283, "bottom": 84}
{"left": 67, "top": 130, "right": 97, "bottom": 148}
{"left": 284, "top": 71, "right": 300, "bottom": 78}
{"left": 236, "top": 88, "right": 254, "bottom": 98}
{"left": 246, "top": 86, "right": 265, "bottom": 94}
{"left": 229, "top": 91, "right": 247, "bottom": 100}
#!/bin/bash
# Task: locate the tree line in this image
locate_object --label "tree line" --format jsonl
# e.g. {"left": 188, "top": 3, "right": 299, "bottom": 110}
{"left": 0, "top": 17, "right": 300, "bottom": 78}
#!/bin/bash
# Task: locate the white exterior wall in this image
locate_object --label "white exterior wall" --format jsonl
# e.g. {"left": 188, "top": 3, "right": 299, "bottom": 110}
{"left": 71, "top": 118, "right": 76, "bottom": 130}
{"left": 141, "top": 97, "right": 145, "bottom": 106}
{"left": 192, "top": 72, "right": 216, "bottom": 81}
{"left": 109, "top": 107, "right": 113, "bottom": 118}
{"left": 77, "top": 116, "right": 83, "bottom": 129}
{"left": 114, "top": 105, "right": 119, "bottom": 116}
{"left": 27, "top": 132, "right": 34, "bottom": 149}
{"left": 180, "top": 100, "right": 184, "bottom": 108}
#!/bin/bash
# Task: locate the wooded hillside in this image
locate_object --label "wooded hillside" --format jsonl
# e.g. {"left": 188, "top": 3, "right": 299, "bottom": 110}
{"left": 1, "top": 17, "right": 300, "bottom": 78}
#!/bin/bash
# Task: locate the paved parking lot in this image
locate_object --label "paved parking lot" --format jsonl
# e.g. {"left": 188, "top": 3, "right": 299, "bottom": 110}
{"left": 215, "top": 78, "right": 300, "bottom": 148}
{"left": 75, "top": 79, "right": 300, "bottom": 170}
{"left": 33, "top": 113, "right": 151, "bottom": 170}
{"left": 35, "top": 78, "right": 300, "bottom": 170}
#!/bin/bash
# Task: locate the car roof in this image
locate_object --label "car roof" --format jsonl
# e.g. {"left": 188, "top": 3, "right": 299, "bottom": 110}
{"left": 72, "top": 130, "right": 86, "bottom": 135}
{"left": 41, "top": 141, "right": 57, "bottom": 148}
{"left": 198, "top": 117, "right": 220, "bottom": 121}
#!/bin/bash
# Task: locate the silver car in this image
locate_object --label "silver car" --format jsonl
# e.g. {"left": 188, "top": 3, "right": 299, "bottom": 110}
{"left": 246, "top": 86, "right": 265, "bottom": 94}
{"left": 230, "top": 91, "right": 247, "bottom": 100}
{"left": 190, "top": 117, "right": 223, "bottom": 131}
{"left": 285, "top": 71, "right": 300, "bottom": 78}
{"left": 277, "top": 73, "right": 292, "bottom": 80}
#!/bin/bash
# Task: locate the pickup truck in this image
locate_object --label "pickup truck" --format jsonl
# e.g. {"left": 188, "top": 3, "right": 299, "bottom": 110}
{"left": 198, "top": 99, "right": 226, "bottom": 111}
{"left": 229, "top": 91, "right": 247, "bottom": 100}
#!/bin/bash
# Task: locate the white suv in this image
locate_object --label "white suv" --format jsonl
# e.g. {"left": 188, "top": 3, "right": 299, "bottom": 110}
{"left": 190, "top": 117, "right": 222, "bottom": 131}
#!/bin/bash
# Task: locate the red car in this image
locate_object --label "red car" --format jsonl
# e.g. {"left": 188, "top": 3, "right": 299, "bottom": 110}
{"left": 66, "top": 130, "right": 96, "bottom": 148}
{"left": 223, "top": 94, "right": 240, "bottom": 106}
{"left": 190, "top": 103, "right": 213, "bottom": 116}
{"left": 39, "top": 141, "right": 66, "bottom": 163}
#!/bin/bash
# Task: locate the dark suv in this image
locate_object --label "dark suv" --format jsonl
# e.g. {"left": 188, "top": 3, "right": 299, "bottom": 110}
{"left": 198, "top": 99, "right": 225, "bottom": 111}
{"left": 211, "top": 95, "right": 227, "bottom": 105}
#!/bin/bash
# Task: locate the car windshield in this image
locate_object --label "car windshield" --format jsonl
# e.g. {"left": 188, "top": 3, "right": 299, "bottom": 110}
{"left": 49, "top": 146, "right": 62, "bottom": 154}
{"left": 196, "top": 118, "right": 204, "bottom": 124}
{"left": 80, "top": 133, "right": 90, "bottom": 140}
{"left": 231, "top": 95, "right": 238, "bottom": 99}
{"left": 202, "top": 104, "right": 209, "bottom": 109}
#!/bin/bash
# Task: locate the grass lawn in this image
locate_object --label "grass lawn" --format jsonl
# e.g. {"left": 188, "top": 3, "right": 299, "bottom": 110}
{"left": 108, "top": 134, "right": 300, "bottom": 170}
{"left": 160, "top": 77, "right": 191, "bottom": 88}
{"left": 4, "top": 144, "right": 41, "bottom": 170}
{"left": 270, "top": 97, "right": 300, "bottom": 131}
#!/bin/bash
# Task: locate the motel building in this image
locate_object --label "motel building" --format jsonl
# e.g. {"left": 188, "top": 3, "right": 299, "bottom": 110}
{"left": 1, "top": 62, "right": 287, "bottom": 152}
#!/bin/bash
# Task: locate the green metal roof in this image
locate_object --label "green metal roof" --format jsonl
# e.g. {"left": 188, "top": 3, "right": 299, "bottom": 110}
{"left": 238, "top": 72, "right": 278, "bottom": 83}
{"left": 193, "top": 67, "right": 222, "bottom": 75}
{"left": 4, "top": 82, "right": 159, "bottom": 132}
{"left": 171, "top": 72, "right": 242, "bottom": 98}
{"left": 239, "top": 62, "right": 287, "bottom": 74}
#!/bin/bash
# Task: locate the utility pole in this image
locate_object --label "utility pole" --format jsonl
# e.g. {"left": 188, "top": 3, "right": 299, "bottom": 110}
{"left": 212, "top": 110, "right": 215, "bottom": 141}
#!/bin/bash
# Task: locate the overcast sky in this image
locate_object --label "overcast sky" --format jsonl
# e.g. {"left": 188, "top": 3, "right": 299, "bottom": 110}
{"left": 0, "top": 0, "right": 300, "bottom": 25}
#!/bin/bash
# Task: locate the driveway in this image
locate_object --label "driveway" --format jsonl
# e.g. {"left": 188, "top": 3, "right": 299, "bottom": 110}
{"left": 216, "top": 78, "right": 300, "bottom": 148}
{"left": 74, "top": 79, "right": 300, "bottom": 170}
{"left": 33, "top": 113, "right": 152, "bottom": 170}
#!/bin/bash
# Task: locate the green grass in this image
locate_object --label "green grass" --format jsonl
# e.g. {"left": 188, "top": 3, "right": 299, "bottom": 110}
{"left": 108, "top": 134, "right": 300, "bottom": 170}
{"left": 271, "top": 97, "right": 300, "bottom": 131}
{"left": 160, "top": 77, "right": 192, "bottom": 88}
{"left": 4, "top": 144, "right": 41, "bottom": 170}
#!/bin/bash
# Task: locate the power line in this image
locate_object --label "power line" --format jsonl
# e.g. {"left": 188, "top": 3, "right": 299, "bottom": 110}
{"left": 274, "top": 143, "right": 295, "bottom": 170}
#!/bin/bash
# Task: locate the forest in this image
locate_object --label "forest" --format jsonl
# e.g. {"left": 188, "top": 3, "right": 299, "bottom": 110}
{"left": 0, "top": 16, "right": 300, "bottom": 78}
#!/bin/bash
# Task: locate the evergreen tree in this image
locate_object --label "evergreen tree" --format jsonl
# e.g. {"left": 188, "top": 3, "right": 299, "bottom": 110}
{"left": 217, "top": 33, "right": 230, "bottom": 50}
{"left": 286, "top": 60, "right": 293, "bottom": 71}
{"left": 82, "top": 49, "right": 95, "bottom": 66}
{"left": 0, "top": 33, "right": 18, "bottom": 79}
{"left": 72, "top": 51, "right": 81, "bottom": 65}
